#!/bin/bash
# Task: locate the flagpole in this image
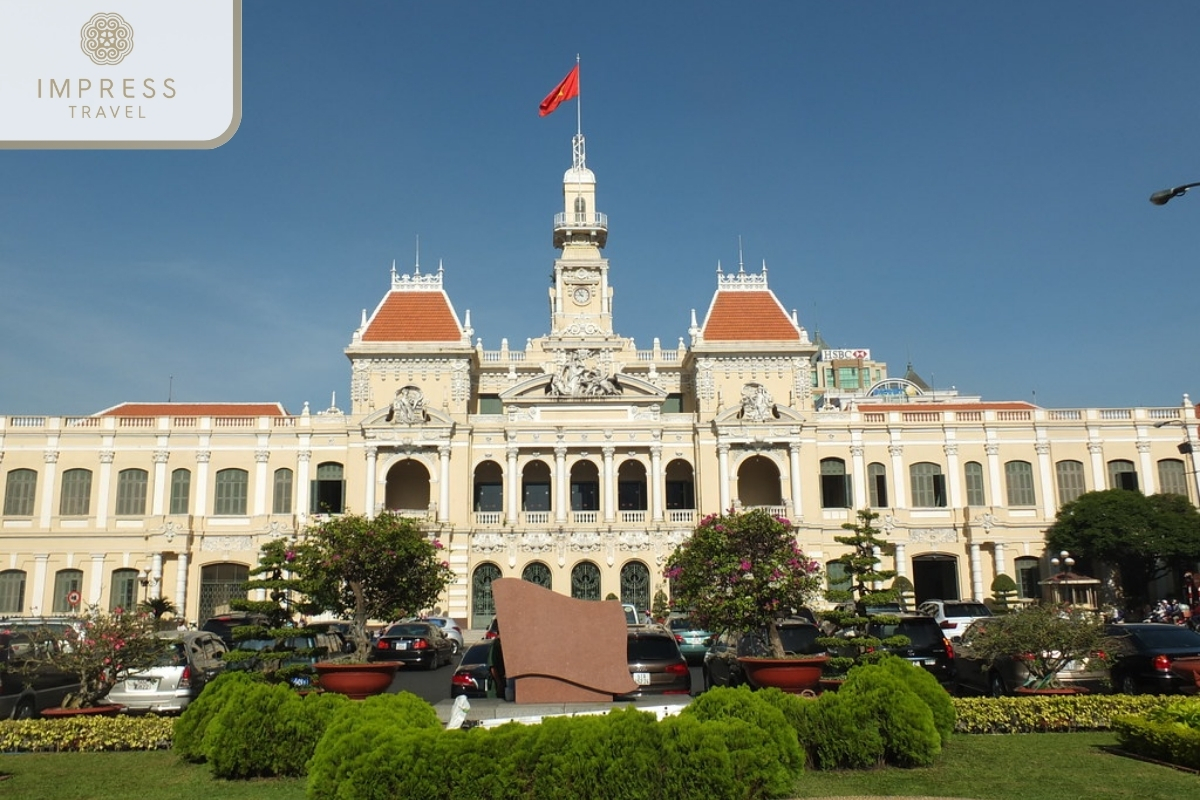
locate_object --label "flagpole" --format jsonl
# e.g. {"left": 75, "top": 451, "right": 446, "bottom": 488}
{"left": 576, "top": 53, "right": 582, "bottom": 142}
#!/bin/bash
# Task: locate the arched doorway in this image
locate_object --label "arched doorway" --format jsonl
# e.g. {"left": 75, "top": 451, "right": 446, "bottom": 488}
{"left": 522, "top": 561, "right": 552, "bottom": 589}
{"left": 384, "top": 459, "right": 431, "bottom": 513}
{"left": 617, "top": 461, "right": 647, "bottom": 511}
{"left": 737, "top": 455, "right": 782, "bottom": 507}
{"left": 571, "top": 561, "right": 601, "bottom": 601}
{"left": 522, "top": 461, "right": 552, "bottom": 512}
{"left": 473, "top": 460, "right": 504, "bottom": 513}
{"left": 912, "top": 553, "right": 961, "bottom": 604}
{"left": 569, "top": 460, "right": 599, "bottom": 511}
{"left": 620, "top": 561, "right": 651, "bottom": 612}
{"left": 471, "top": 563, "right": 502, "bottom": 628}
{"left": 665, "top": 459, "right": 695, "bottom": 511}
{"left": 197, "top": 562, "right": 249, "bottom": 624}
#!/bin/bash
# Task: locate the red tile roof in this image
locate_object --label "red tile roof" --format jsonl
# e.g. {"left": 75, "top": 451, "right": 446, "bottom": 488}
{"left": 362, "top": 291, "right": 463, "bottom": 342}
{"left": 701, "top": 291, "right": 800, "bottom": 341}
{"left": 99, "top": 402, "right": 288, "bottom": 417}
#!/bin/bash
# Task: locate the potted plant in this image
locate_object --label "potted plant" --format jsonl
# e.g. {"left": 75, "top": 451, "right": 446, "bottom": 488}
{"left": 960, "top": 601, "right": 1109, "bottom": 693}
{"left": 664, "top": 509, "right": 824, "bottom": 691}
{"left": 15, "top": 605, "right": 168, "bottom": 713}
{"left": 286, "top": 511, "right": 455, "bottom": 698}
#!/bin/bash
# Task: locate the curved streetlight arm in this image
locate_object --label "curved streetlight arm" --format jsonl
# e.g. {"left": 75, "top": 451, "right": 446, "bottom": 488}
{"left": 1150, "top": 182, "right": 1200, "bottom": 206}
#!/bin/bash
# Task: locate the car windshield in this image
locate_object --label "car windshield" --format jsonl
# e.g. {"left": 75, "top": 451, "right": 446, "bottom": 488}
{"left": 778, "top": 625, "right": 822, "bottom": 655}
{"left": 668, "top": 617, "right": 702, "bottom": 632}
{"left": 460, "top": 642, "right": 492, "bottom": 664}
{"left": 154, "top": 642, "right": 187, "bottom": 667}
{"left": 876, "top": 620, "right": 942, "bottom": 647}
{"left": 628, "top": 636, "right": 679, "bottom": 660}
{"left": 943, "top": 602, "right": 991, "bottom": 618}
{"left": 385, "top": 624, "right": 429, "bottom": 637}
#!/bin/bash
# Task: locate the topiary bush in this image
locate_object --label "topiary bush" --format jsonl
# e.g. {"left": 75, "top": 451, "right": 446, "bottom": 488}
{"left": 873, "top": 656, "right": 955, "bottom": 744}
{"left": 272, "top": 690, "right": 352, "bottom": 777}
{"left": 681, "top": 685, "right": 803, "bottom": 780}
{"left": 791, "top": 689, "right": 885, "bottom": 770}
{"left": 205, "top": 681, "right": 301, "bottom": 779}
{"left": 173, "top": 669, "right": 264, "bottom": 762}
{"left": 951, "top": 693, "right": 1167, "bottom": 733}
{"left": 657, "top": 714, "right": 738, "bottom": 800}
{"left": 840, "top": 662, "right": 941, "bottom": 767}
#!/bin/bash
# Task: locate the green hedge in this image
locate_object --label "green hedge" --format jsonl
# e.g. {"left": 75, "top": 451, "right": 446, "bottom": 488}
{"left": 0, "top": 715, "right": 175, "bottom": 752}
{"left": 1113, "top": 715, "right": 1200, "bottom": 770}
{"left": 951, "top": 694, "right": 1169, "bottom": 733}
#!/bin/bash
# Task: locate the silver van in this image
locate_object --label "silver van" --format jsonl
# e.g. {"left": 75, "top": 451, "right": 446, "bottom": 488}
{"left": 104, "top": 630, "right": 227, "bottom": 713}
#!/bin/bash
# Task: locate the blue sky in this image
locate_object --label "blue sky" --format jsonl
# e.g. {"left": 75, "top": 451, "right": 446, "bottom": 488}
{"left": 3, "top": 2, "right": 1199, "bottom": 415}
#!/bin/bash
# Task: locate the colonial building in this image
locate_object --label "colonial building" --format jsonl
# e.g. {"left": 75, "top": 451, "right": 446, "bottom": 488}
{"left": 2, "top": 133, "right": 1197, "bottom": 627}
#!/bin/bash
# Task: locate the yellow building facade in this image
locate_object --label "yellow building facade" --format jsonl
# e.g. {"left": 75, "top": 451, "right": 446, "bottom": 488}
{"left": 3, "top": 135, "right": 1198, "bottom": 627}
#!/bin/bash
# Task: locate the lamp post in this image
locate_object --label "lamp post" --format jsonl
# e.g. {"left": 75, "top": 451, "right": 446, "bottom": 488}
{"left": 1154, "top": 419, "right": 1200, "bottom": 501}
{"left": 138, "top": 568, "right": 151, "bottom": 602}
{"left": 1150, "top": 182, "right": 1200, "bottom": 206}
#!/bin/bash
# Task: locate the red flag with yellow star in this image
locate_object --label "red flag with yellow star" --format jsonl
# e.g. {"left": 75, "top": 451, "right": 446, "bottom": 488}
{"left": 539, "top": 65, "right": 579, "bottom": 117}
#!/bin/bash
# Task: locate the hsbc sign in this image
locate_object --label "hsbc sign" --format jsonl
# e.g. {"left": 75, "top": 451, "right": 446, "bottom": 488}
{"left": 821, "top": 349, "right": 871, "bottom": 361}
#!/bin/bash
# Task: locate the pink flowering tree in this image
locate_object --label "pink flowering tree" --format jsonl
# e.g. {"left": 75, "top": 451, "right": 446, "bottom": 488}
{"left": 664, "top": 509, "right": 823, "bottom": 658}
{"left": 290, "top": 511, "right": 454, "bottom": 661}
{"left": 12, "top": 605, "right": 167, "bottom": 708}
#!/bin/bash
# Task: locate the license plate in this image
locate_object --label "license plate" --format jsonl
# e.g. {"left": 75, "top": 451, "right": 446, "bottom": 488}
{"left": 633, "top": 672, "right": 651, "bottom": 686}
{"left": 907, "top": 658, "right": 935, "bottom": 667}
{"left": 127, "top": 679, "right": 156, "bottom": 691}
{"left": 397, "top": 641, "right": 408, "bottom": 650}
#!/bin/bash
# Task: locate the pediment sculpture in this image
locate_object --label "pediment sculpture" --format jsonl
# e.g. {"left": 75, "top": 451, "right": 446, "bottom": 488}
{"left": 385, "top": 385, "right": 428, "bottom": 424}
{"left": 546, "top": 349, "right": 623, "bottom": 398}
{"left": 738, "top": 382, "right": 780, "bottom": 422}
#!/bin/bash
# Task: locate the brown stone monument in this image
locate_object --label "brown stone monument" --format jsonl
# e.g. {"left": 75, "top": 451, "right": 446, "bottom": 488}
{"left": 491, "top": 577, "right": 637, "bottom": 702}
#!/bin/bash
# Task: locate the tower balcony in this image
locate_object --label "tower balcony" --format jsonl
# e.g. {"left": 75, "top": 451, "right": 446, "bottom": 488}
{"left": 553, "top": 211, "right": 608, "bottom": 249}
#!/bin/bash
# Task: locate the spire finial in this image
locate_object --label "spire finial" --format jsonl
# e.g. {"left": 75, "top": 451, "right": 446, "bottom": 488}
{"left": 414, "top": 235, "right": 420, "bottom": 274}
{"left": 738, "top": 236, "right": 745, "bottom": 273}
{"left": 716, "top": 259, "right": 723, "bottom": 274}
{"left": 390, "top": 259, "right": 397, "bottom": 282}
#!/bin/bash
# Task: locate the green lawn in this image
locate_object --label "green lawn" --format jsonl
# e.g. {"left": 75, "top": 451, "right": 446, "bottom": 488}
{"left": 0, "top": 732, "right": 1192, "bottom": 800}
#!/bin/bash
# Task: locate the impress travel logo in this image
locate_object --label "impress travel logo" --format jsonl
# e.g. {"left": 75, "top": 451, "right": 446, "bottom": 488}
{"left": 0, "top": 1, "right": 242, "bottom": 149}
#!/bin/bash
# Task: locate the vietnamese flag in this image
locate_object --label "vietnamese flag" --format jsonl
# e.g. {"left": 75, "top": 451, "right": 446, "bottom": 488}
{"left": 539, "top": 65, "right": 580, "bottom": 117}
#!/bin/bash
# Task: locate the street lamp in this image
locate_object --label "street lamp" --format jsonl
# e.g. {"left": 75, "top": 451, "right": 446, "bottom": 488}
{"left": 138, "top": 568, "right": 151, "bottom": 601}
{"left": 1154, "top": 419, "right": 1195, "bottom": 454}
{"left": 1150, "top": 182, "right": 1200, "bottom": 206}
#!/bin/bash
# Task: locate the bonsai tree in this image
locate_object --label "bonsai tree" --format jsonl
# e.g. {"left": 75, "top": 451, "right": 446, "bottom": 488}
{"left": 288, "top": 511, "right": 455, "bottom": 660}
{"left": 962, "top": 601, "right": 1109, "bottom": 689}
{"left": 651, "top": 588, "right": 670, "bottom": 623}
{"left": 664, "top": 509, "right": 822, "bottom": 658}
{"left": 990, "top": 574, "right": 1019, "bottom": 614}
{"left": 817, "top": 508, "right": 906, "bottom": 673}
{"left": 15, "top": 606, "right": 168, "bottom": 708}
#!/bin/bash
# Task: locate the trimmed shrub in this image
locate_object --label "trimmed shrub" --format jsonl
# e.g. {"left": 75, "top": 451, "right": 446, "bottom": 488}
{"left": 874, "top": 655, "right": 955, "bottom": 743}
{"left": 1114, "top": 714, "right": 1200, "bottom": 770}
{"left": 205, "top": 681, "right": 300, "bottom": 778}
{"left": 840, "top": 663, "right": 941, "bottom": 767}
{"left": 791, "top": 690, "right": 885, "bottom": 770}
{"left": 173, "top": 669, "right": 263, "bottom": 762}
{"left": 682, "top": 685, "right": 803, "bottom": 779}
{"left": 272, "top": 691, "right": 352, "bottom": 777}
{"left": 0, "top": 714, "right": 175, "bottom": 752}
{"left": 1145, "top": 696, "right": 1200, "bottom": 728}
{"left": 657, "top": 714, "right": 737, "bottom": 800}
{"left": 951, "top": 694, "right": 1168, "bottom": 734}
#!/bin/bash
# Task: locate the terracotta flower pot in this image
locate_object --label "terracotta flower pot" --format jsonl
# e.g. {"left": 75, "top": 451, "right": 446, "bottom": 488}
{"left": 1013, "top": 685, "right": 1087, "bottom": 696}
{"left": 737, "top": 655, "right": 829, "bottom": 694}
{"left": 40, "top": 704, "right": 124, "bottom": 718}
{"left": 314, "top": 661, "right": 399, "bottom": 699}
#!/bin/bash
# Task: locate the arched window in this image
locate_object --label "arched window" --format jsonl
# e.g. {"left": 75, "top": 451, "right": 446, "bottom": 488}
{"left": 909, "top": 462, "right": 946, "bottom": 508}
{"left": 214, "top": 468, "right": 249, "bottom": 515}
{"left": 1107, "top": 459, "right": 1139, "bottom": 492}
{"left": 620, "top": 561, "right": 651, "bottom": 612}
{"left": 522, "top": 562, "right": 552, "bottom": 589}
{"left": 311, "top": 462, "right": 345, "bottom": 514}
{"left": 472, "top": 563, "right": 502, "bottom": 626}
{"left": 1055, "top": 460, "right": 1086, "bottom": 505}
{"left": 0, "top": 570, "right": 26, "bottom": 615}
{"left": 571, "top": 561, "right": 601, "bottom": 601}
{"left": 867, "top": 462, "right": 888, "bottom": 507}
{"left": 1015, "top": 556, "right": 1041, "bottom": 600}
{"left": 473, "top": 461, "right": 504, "bottom": 512}
{"left": 617, "top": 461, "right": 647, "bottom": 511}
{"left": 522, "top": 461, "right": 552, "bottom": 512}
{"left": 3, "top": 469, "right": 37, "bottom": 516}
{"left": 1004, "top": 461, "right": 1036, "bottom": 507}
{"left": 116, "top": 468, "right": 148, "bottom": 516}
{"left": 569, "top": 460, "right": 599, "bottom": 511}
{"left": 52, "top": 569, "right": 83, "bottom": 613}
{"left": 664, "top": 460, "right": 695, "bottom": 510}
{"left": 59, "top": 468, "right": 93, "bottom": 516}
{"left": 272, "top": 468, "right": 294, "bottom": 514}
{"left": 964, "top": 461, "right": 985, "bottom": 506}
{"left": 574, "top": 195, "right": 586, "bottom": 221}
{"left": 169, "top": 468, "right": 191, "bottom": 515}
{"left": 110, "top": 568, "right": 139, "bottom": 612}
{"left": 737, "top": 456, "right": 782, "bottom": 507}
{"left": 197, "top": 563, "right": 249, "bottom": 624}
{"left": 1159, "top": 459, "right": 1189, "bottom": 498}
{"left": 820, "top": 458, "right": 851, "bottom": 509}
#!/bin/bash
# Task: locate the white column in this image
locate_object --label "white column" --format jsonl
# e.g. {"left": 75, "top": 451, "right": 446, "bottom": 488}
{"left": 994, "top": 541, "right": 1007, "bottom": 578}
{"left": 175, "top": 552, "right": 189, "bottom": 620}
{"left": 969, "top": 541, "right": 983, "bottom": 601}
{"left": 363, "top": 446, "right": 378, "bottom": 515}
{"left": 986, "top": 443, "right": 1003, "bottom": 506}
{"left": 1036, "top": 441, "right": 1055, "bottom": 518}
{"left": 788, "top": 443, "right": 803, "bottom": 520}
{"left": 253, "top": 449, "right": 269, "bottom": 517}
{"left": 506, "top": 448, "right": 519, "bottom": 525}
{"left": 554, "top": 447, "right": 568, "bottom": 523}
{"left": 39, "top": 451, "right": 59, "bottom": 528}
{"left": 602, "top": 446, "right": 616, "bottom": 522}
{"left": 1087, "top": 441, "right": 1105, "bottom": 492}
{"left": 650, "top": 446, "right": 663, "bottom": 522}
{"left": 438, "top": 445, "right": 451, "bottom": 523}
{"left": 944, "top": 442, "right": 962, "bottom": 509}
{"left": 888, "top": 444, "right": 907, "bottom": 508}
{"left": 717, "top": 443, "right": 731, "bottom": 512}
{"left": 893, "top": 542, "right": 908, "bottom": 579}
{"left": 194, "top": 451, "right": 212, "bottom": 519}
{"left": 96, "top": 450, "right": 114, "bottom": 527}
{"left": 31, "top": 554, "right": 50, "bottom": 616}
{"left": 151, "top": 449, "right": 169, "bottom": 516}
{"left": 1137, "top": 440, "right": 1156, "bottom": 495}
{"left": 296, "top": 448, "right": 312, "bottom": 522}
{"left": 850, "top": 444, "right": 867, "bottom": 509}
{"left": 88, "top": 554, "right": 106, "bottom": 606}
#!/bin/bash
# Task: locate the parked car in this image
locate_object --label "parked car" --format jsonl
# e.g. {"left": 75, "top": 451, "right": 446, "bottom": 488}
{"left": 616, "top": 625, "right": 691, "bottom": 699}
{"left": 200, "top": 612, "right": 270, "bottom": 649}
{"left": 370, "top": 621, "right": 455, "bottom": 670}
{"left": 104, "top": 630, "right": 227, "bottom": 713}
{"left": 305, "top": 621, "right": 356, "bottom": 654}
{"left": 227, "top": 633, "right": 335, "bottom": 686}
{"left": 703, "top": 618, "right": 824, "bottom": 690}
{"left": 859, "top": 614, "right": 955, "bottom": 687}
{"left": 0, "top": 627, "right": 79, "bottom": 719}
{"left": 621, "top": 604, "right": 642, "bottom": 625}
{"left": 918, "top": 599, "right": 994, "bottom": 639}
{"left": 1106, "top": 623, "right": 1200, "bottom": 694}
{"left": 450, "top": 640, "right": 500, "bottom": 699}
{"left": 485, "top": 617, "right": 500, "bottom": 640}
{"left": 666, "top": 613, "right": 713, "bottom": 664}
{"left": 406, "top": 616, "right": 465, "bottom": 657}
{"left": 951, "top": 618, "right": 1108, "bottom": 696}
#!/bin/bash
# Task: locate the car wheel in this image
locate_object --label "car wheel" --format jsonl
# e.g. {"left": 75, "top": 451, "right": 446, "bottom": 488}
{"left": 13, "top": 699, "right": 35, "bottom": 720}
{"left": 988, "top": 672, "right": 1007, "bottom": 698}
{"left": 450, "top": 640, "right": 461, "bottom": 658}
{"left": 427, "top": 653, "right": 439, "bottom": 671}
{"left": 1117, "top": 673, "right": 1138, "bottom": 695}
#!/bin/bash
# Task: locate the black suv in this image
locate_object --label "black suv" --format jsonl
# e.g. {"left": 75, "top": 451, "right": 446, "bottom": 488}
{"left": 617, "top": 625, "right": 692, "bottom": 699}
{"left": 864, "top": 614, "right": 955, "bottom": 687}
{"left": 200, "top": 612, "right": 270, "bottom": 649}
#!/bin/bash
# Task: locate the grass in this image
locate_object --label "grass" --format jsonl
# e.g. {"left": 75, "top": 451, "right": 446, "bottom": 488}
{"left": 0, "top": 732, "right": 1193, "bottom": 799}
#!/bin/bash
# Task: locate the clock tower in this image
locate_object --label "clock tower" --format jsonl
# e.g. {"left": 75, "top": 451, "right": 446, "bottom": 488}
{"left": 548, "top": 133, "right": 616, "bottom": 343}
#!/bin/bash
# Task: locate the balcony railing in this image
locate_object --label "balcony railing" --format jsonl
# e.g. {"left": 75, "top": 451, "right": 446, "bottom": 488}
{"left": 552, "top": 211, "right": 608, "bottom": 231}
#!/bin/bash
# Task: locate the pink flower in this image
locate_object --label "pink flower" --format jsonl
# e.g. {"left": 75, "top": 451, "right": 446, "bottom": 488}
{"left": 740, "top": 560, "right": 752, "bottom": 571}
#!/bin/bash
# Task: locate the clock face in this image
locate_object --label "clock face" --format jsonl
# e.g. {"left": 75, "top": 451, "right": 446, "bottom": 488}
{"left": 572, "top": 286, "right": 591, "bottom": 304}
